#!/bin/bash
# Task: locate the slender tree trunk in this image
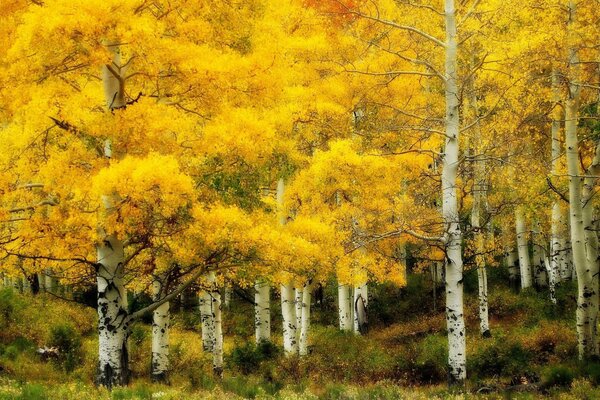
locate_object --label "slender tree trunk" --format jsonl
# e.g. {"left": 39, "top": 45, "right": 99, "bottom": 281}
{"left": 564, "top": 0, "right": 598, "bottom": 359}
{"left": 549, "top": 70, "right": 563, "bottom": 303}
{"left": 199, "top": 288, "right": 215, "bottom": 352}
{"left": 96, "top": 45, "right": 129, "bottom": 388}
{"left": 468, "top": 70, "right": 490, "bottom": 337}
{"left": 294, "top": 287, "right": 303, "bottom": 344}
{"left": 299, "top": 283, "right": 312, "bottom": 356}
{"left": 211, "top": 273, "right": 223, "bottom": 378}
{"left": 151, "top": 279, "right": 170, "bottom": 383}
{"left": 96, "top": 235, "right": 129, "bottom": 388}
{"left": 254, "top": 279, "right": 271, "bottom": 343}
{"left": 276, "top": 177, "right": 297, "bottom": 354}
{"left": 353, "top": 283, "right": 368, "bottom": 334}
{"left": 532, "top": 226, "right": 548, "bottom": 290}
{"left": 338, "top": 284, "right": 352, "bottom": 331}
{"left": 443, "top": 0, "right": 466, "bottom": 383}
{"left": 281, "top": 283, "right": 298, "bottom": 354}
{"left": 515, "top": 208, "right": 532, "bottom": 289}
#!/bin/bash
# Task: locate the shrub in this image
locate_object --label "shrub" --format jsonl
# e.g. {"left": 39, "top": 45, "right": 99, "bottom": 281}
{"left": 411, "top": 335, "right": 447, "bottom": 383}
{"left": 227, "top": 340, "right": 281, "bottom": 375}
{"left": 48, "top": 324, "right": 82, "bottom": 372}
{"left": 542, "top": 364, "right": 575, "bottom": 387}
{"left": 468, "top": 332, "right": 532, "bottom": 378}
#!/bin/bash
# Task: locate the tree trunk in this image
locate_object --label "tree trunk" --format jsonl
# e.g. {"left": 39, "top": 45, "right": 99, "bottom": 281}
{"left": 338, "top": 284, "right": 352, "bottom": 331}
{"left": 96, "top": 235, "right": 129, "bottom": 388}
{"left": 281, "top": 283, "right": 298, "bottom": 354}
{"left": 515, "top": 208, "right": 532, "bottom": 289}
{"left": 353, "top": 283, "right": 368, "bottom": 334}
{"left": 564, "top": 0, "right": 598, "bottom": 358}
{"left": 299, "top": 283, "right": 312, "bottom": 356}
{"left": 254, "top": 279, "right": 271, "bottom": 343}
{"left": 211, "top": 273, "right": 223, "bottom": 378}
{"left": 294, "top": 287, "right": 303, "bottom": 345}
{"left": 151, "top": 279, "right": 170, "bottom": 383}
{"left": 441, "top": 0, "right": 466, "bottom": 384}
{"left": 199, "top": 288, "right": 215, "bottom": 352}
{"left": 549, "top": 70, "right": 563, "bottom": 303}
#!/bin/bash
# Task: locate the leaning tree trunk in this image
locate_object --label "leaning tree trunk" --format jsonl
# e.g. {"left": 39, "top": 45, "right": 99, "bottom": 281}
{"left": 254, "top": 279, "right": 271, "bottom": 343}
{"left": 515, "top": 208, "right": 532, "bottom": 289}
{"left": 151, "top": 279, "right": 170, "bottom": 383}
{"left": 338, "top": 284, "right": 352, "bottom": 331}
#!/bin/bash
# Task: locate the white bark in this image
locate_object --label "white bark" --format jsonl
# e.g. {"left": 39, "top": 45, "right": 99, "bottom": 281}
{"left": 212, "top": 276, "right": 223, "bottom": 377}
{"left": 96, "top": 46, "right": 129, "bottom": 388}
{"left": 442, "top": 0, "right": 466, "bottom": 383}
{"left": 294, "top": 287, "right": 303, "bottom": 344}
{"left": 549, "top": 70, "right": 563, "bottom": 303}
{"left": 299, "top": 284, "right": 312, "bottom": 356}
{"left": 338, "top": 284, "right": 352, "bottom": 331}
{"left": 254, "top": 279, "right": 271, "bottom": 343}
{"left": 468, "top": 75, "right": 490, "bottom": 337}
{"left": 353, "top": 283, "right": 368, "bottom": 334}
{"left": 96, "top": 235, "right": 129, "bottom": 387}
{"left": 280, "top": 283, "right": 298, "bottom": 354}
{"left": 565, "top": 1, "right": 598, "bottom": 359}
{"left": 151, "top": 280, "right": 169, "bottom": 382}
{"left": 199, "top": 288, "right": 215, "bottom": 352}
{"left": 276, "top": 178, "right": 297, "bottom": 354}
{"left": 515, "top": 208, "right": 532, "bottom": 289}
{"left": 532, "top": 230, "right": 548, "bottom": 289}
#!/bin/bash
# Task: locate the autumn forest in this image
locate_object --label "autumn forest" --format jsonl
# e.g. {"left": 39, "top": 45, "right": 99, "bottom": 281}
{"left": 0, "top": 0, "right": 599, "bottom": 399}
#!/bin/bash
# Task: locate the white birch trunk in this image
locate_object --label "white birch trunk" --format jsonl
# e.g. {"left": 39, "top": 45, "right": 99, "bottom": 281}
{"left": 151, "top": 280, "right": 169, "bottom": 382}
{"left": 199, "top": 289, "right": 215, "bottom": 352}
{"left": 506, "top": 248, "right": 519, "bottom": 290}
{"left": 443, "top": 0, "right": 466, "bottom": 383}
{"left": 212, "top": 276, "right": 223, "bottom": 377}
{"left": 294, "top": 287, "right": 303, "bottom": 344}
{"left": 564, "top": 0, "right": 599, "bottom": 358}
{"left": 254, "top": 279, "right": 271, "bottom": 343}
{"left": 280, "top": 283, "right": 298, "bottom": 354}
{"left": 96, "top": 45, "right": 129, "bottom": 388}
{"left": 96, "top": 235, "right": 129, "bottom": 387}
{"left": 338, "top": 284, "right": 352, "bottom": 331}
{"left": 515, "top": 208, "right": 532, "bottom": 289}
{"left": 468, "top": 75, "right": 490, "bottom": 337}
{"left": 549, "top": 70, "right": 563, "bottom": 303}
{"left": 353, "top": 283, "right": 368, "bottom": 335}
{"left": 299, "top": 284, "right": 312, "bottom": 356}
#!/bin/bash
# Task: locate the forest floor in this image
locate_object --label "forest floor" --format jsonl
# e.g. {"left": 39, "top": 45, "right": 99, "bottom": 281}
{"left": 0, "top": 269, "right": 599, "bottom": 399}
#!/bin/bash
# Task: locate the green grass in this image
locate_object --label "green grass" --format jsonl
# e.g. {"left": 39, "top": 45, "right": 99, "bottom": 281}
{"left": 0, "top": 275, "right": 591, "bottom": 399}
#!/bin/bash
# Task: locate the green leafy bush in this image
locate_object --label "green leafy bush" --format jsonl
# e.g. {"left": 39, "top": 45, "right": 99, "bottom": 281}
{"left": 468, "top": 332, "right": 532, "bottom": 378}
{"left": 48, "top": 324, "right": 82, "bottom": 372}
{"left": 228, "top": 340, "right": 282, "bottom": 374}
{"left": 542, "top": 364, "right": 576, "bottom": 387}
